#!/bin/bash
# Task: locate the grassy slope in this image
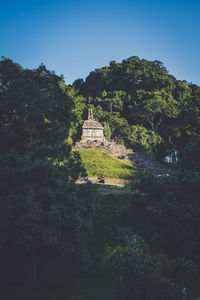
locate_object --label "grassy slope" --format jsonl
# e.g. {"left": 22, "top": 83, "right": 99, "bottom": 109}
{"left": 73, "top": 149, "right": 138, "bottom": 179}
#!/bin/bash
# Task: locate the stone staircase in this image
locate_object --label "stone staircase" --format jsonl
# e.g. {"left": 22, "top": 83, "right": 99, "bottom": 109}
{"left": 127, "top": 152, "right": 176, "bottom": 176}
{"left": 104, "top": 142, "right": 176, "bottom": 177}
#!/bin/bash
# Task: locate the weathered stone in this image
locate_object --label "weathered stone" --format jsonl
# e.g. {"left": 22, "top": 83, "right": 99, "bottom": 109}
{"left": 81, "top": 109, "right": 105, "bottom": 142}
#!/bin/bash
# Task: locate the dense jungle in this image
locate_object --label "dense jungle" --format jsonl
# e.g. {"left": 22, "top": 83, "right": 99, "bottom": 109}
{"left": 0, "top": 56, "right": 200, "bottom": 299}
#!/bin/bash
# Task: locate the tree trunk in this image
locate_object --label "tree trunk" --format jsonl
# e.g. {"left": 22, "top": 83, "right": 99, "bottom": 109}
{"left": 31, "top": 250, "right": 38, "bottom": 286}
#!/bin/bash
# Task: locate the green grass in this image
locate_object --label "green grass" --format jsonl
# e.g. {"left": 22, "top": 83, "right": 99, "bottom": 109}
{"left": 73, "top": 149, "right": 138, "bottom": 179}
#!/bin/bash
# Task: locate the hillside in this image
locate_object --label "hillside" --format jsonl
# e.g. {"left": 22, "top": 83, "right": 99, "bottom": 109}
{"left": 71, "top": 56, "right": 200, "bottom": 164}
{"left": 1, "top": 58, "right": 200, "bottom": 300}
{"left": 73, "top": 149, "right": 138, "bottom": 179}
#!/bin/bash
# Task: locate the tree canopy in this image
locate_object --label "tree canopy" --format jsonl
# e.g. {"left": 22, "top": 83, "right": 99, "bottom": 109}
{"left": 71, "top": 56, "right": 200, "bottom": 161}
{"left": 0, "top": 58, "right": 97, "bottom": 285}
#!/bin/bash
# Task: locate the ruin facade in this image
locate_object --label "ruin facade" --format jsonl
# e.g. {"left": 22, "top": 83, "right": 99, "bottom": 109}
{"left": 81, "top": 109, "right": 105, "bottom": 142}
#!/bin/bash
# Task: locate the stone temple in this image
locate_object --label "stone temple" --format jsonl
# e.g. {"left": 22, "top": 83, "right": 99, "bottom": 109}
{"left": 81, "top": 109, "right": 105, "bottom": 142}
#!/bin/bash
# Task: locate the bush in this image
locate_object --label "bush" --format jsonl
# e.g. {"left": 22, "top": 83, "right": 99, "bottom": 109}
{"left": 104, "top": 234, "right": 179, "bottom": 300}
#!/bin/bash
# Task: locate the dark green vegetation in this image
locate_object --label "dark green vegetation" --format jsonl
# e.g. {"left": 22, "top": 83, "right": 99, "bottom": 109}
{"left": 0, "top": 58, "right": 97, "bottom": 287}
{"left": 72, "top": 56, "right": 200, "bottom": 162}
{"left": 73, "top": 149, "right": 138, "bottom": 179}
{"left": 1, "top": 56, "right": 200, "bottom": 299}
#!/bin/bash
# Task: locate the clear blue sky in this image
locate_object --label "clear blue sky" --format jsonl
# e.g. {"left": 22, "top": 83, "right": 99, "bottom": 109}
{"left": 1, "top": 0, "right": 200, "bottom": 85}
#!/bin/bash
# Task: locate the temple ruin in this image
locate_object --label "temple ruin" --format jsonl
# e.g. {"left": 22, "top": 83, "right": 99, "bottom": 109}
{"left": 79, "top": 109, "right": 105, "bottom": 143}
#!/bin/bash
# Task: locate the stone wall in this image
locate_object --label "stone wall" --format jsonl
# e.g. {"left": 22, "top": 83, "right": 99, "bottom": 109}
{"left": 76, "top": 176, "right": 137, "bottom": 185}
{"left": 82, "top": 128, "right": 104, "bottom": 141}
{"left": 81, "top": 115, "right": 105, "bottom": 142}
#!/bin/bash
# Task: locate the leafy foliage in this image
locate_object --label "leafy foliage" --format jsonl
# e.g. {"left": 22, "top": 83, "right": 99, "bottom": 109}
{"left": 178, "top": 137, "right": 200, "bottom": 171}
{"left": 105, "top": 236, "right": 180, "bottom": 300}
{"left": 132, "top": 172, "right": 200, "bottom": 261}
{"left": 0, "top": 58, "right": 98, "bottom": 284}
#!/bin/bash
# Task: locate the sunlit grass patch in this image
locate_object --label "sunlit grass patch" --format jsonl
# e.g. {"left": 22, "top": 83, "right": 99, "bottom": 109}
{"left": 73, "top": 149, "right": 138, "bottom": 179}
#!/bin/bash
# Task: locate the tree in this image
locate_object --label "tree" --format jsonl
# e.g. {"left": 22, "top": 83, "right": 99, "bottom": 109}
{"left": 135, "top": 89, "right": 179, "bottom": 131}
{"left": 178, "top": 137, "right": 200, "bottom": 171}
{"left": 66, "top": 86, "right": 87, "bottom": 143}
{"left": 0, "top": 152, "right": 96, "bottom": 284}
{"left": 133, "top": 172, "right": 200, "bottom": 262}
{"left": 103, "top": 121, "right": 112, "bottom": 140}
{"left": 130, "top": 125, "right": 162, "bottom": 157}
{"left": 0, "top": 58, "right": 72, "bottom": 155}
{"left": 104, "top": 234, "right": 197, "bottom": 300}
{"left": 0, "top": 58, "right": 96, "bottom": 285}
{"left": 93, "top": 90, "right": 125, "bottom": 112}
